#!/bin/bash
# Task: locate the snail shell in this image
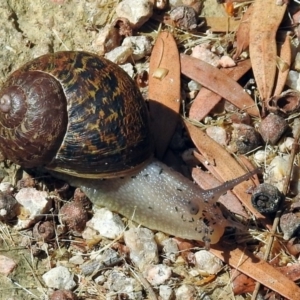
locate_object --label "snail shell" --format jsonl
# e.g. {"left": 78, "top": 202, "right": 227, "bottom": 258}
{"left": 0, "top": 51, "right": 152, "bottom": 178}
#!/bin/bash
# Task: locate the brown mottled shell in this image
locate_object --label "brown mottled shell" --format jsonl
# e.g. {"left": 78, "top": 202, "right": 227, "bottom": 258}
{"left": 0, "top": 51, "right": 152, "bottom": 178}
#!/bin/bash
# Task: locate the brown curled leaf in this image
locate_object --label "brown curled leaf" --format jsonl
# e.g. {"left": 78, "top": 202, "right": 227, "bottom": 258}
{"left": 184, "top": 120, "right": 271, "bottom": 230}
{"left": 233, "top": 4, "right": 254, "bottom": 60}
{"left": 180, "top": 54, "right": 259, "bottom": 117}
{"left": 210, "top": 244, "right": 300, "bottom": 300}
{"left": 148, "top": 31, "right": 181, "bottom": 159}
{"left": 249, "top": 0, "right": 287, "bottom": 101}
{"left": 189, "top": 59, "right": 252, "bottom": 121}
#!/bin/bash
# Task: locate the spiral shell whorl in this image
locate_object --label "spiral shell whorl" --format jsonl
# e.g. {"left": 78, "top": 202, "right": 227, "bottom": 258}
{"left": 0, "top": 70, "right": 67, "bottom": 168}
{"left": 0, "top": 51, "right": 152, "bottom": 177}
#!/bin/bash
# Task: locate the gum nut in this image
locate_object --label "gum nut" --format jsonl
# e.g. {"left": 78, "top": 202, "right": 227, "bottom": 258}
{"left": 169, "top": 5, "right": 199, "bottom": 31}
{"left": 231, "top": 123, "right": 261, "bottom": 154}
{"left": 259, "top": 114, "right": 288, "bottom": 145}
{"left": 60, "top": 202, "right": 89, "bottom": 232}
{"left": 266, "top": 90, "right": 300, "bottom": 115}
{"left": 33, "top": 221, "right": 55, "bottom": 242}
{"left": 251, "top": 183, "right": 283, "bottom": 214}
{"left": 73, "top": 188, "right": 92, "bottom": 209}
{"left": 0, "top": 191, "right": 19, "bottom": 222}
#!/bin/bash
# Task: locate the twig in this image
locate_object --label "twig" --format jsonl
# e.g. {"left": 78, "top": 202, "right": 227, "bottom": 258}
{"left": 251, "top": 119, "right": 300, "bottom": 299}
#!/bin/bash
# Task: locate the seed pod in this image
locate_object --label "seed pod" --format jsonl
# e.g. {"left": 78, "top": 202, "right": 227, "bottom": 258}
{"left": 251, "top": 183, "right": 284, "bottom": 214}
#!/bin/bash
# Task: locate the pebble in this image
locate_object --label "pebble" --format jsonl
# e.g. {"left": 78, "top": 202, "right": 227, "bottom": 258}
{"left": 279, "top": 137, "right": 294, "bottom": 153}
{"left": 187, "top": 80, "right": 202, "bottom": 92}
{"left": 0, "top": 182, "right": 14, "bottom": 193}
{"left": 0, "top": 255, "right": 17, "bottom": 276}
{"left": 116, "top": 0, "right": 153, "bottom": 28}
{"left": 161, "top": 238, "right": 179, "bottom": 262}
{"left": 175, "top": 284, "right": 197, "bottom": 300}
{"left": 105, "top": 269, "right": 143, "bottom": 299}
{"left": 191, "top": 44, "right": 220, "bottom": 67}
{"left": 280, "top": 212, "right": 300, "bottom": 240}
{"left": 145, "top": 264, "right": 172, "bottom": 285}
{"left": 105, "top": 45, "right": 133, "bottom": 64}
{"left": 206, "top": 126, "right": 228, "bottom": 146}
{"left": 69, "top": 255, "right": 84, "bottom": 265}
{"left": 286, "top": 70, "right": 300, "bottom": 90}
{"left": 0, "top": 191, "right": 19, "bottom": 222}
{"left": 122, "top": 36, "right": 152, "bottom": 61}
{"left": 194, "top": 250, "right": 223, "bottom": 275}
{"left": 119, "top": 63, "right": 135, "bottom": 78}
{"left": 219, "top": 55, "right": 236, "bottom": 68}
{"left": 85, "top": 207, "right": 125, "bottom": 239}
{"left": 124, "top": 228, "right": 159, "bottom": 271}
{"left": 159, "top": 284, "right": 174, "bottom": 300}
{"left": 42, "top": 266, "right": 76, "bottom": 290}
{"left": 14, "top": 188, "right": 52, "bottom": 230}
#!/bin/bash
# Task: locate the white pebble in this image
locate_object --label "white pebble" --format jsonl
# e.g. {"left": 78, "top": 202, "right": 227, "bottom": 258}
{"left": 124, "top": 228, "right": 158, "bottom": 271}
{"left": 86, "top": 207, "right": 125, "bottom": 239}
{"left": 105, "top": 269, "right": 143, "bottom": 299}
{"left": 279, "top": 137, "right": 294, "bottom": 153}
{"left": 161, "top": 238, "right": 179, "bottom": 262}
{"left": 116, "top": 0, "right": 153, "bottom": 28}
{"left": 145, "top": 264, "right": 172, "bottom": 285}
{"left": 14, "top": 188, "right": 52, "bottom": 230}
{"left": 42, "top": 266, "right": 76, "bottom": 290}
{"left": 187, "top": 80, "right": 202, "bottom": 91}
{"left": 122, "top": 36, "right": 152, "bottom": 60}
{"left": 105, "top": 45, "right": 133, "bottom": 64}
{"left": 0, "top": 182, "right": 14, "bottom": 193}
{"left": 194, "top": 250, "right": 223, "bottom": 275}
{"left": 219, "top": 55, "right": 236, "bottom": 68}
{"left": 0, "top": 255, "right": 17, "bottom": 276}
{"left": 206, "top": 126, "right": 228, "bottom": 146}
{"left": 69, "top": 255, "right": 84, "bottom": 265}
{"left": 159, "top": 284, "right": 174, "bottom": 300}
{"left": 191, "top": 44, "right": 220, "bottom": 67}
{"left": 119, "top": 62, "right": 135, "bottom": 78}
{"left": 286, "top": 70, "right": 300, "bottom": 91}
{"left": 253, "top": 149, "right": 270, "bottom": 165}
{"left": 175, "top": 284, "right": 197, "bottom": 300}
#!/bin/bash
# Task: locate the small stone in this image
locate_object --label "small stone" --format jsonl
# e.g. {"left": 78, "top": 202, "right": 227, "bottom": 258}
{"left": 119, "top": 63, "right": 135, "bottom": 78}
{"left": 0, "top": 182, "right": 14, "bottom": 193}
{"left": 279, "top": 137, "right": 294, "bottom": 153}
{"left": 175, "top": 284, "right": 197, "bottom": 300}
{"left": 105, "top": 269, "right": 143, "bottom": 299}
{"left": 206, "top": 126, "right": 228, "bottom": 146}
{"left": 159, "top": 284, "right": 174, "bottom": 300}
{"left": 145, "top": 264, "right": 172, "bottom": 285}
{"left": 86, "top": 207, "right": 125, "bottom": 239}
{"left": 219, "top": 55, "right": 236, "bottom": 68}
{"left": 195, "top": 250, "right": 223, "bottom": 274}
{"left": 69, "top": 255, "right": 84, "bottom": 265}
{"left": 124, "top": 228, "right": 158, "bottom": 271}
{"left": 116, "top": 0, "right": 153, "bottom": 28}
{"left": 280, "top": 212, "right": 300, "bottom": 240}
{"left": 161, "top": 238, "right": 179, "bottom": 262}
{"left": 0, "top": 255, "right": 17, "bottom": 276}
{"left": 105, "top": 45, "right": 133, "bottom": 64}
{"left": 42, "top": 266, "right": 76, "bottom": 290}
{"left": 14, "top": 188, "right": 52, "bottom": 230}
{"left": 259, "top": 114, "right": 288, "bottom": 145}
{"left": 122, "top": 36, "right": 152, "bottom": 61}
{"left": 253, "top": 149, "right": 270, "bottom": 165}
{"left": 191, "top": 44, "right": 220, "bottom": 67}
{"left": 187, "top": 80, "right": 202, "bottom": 92}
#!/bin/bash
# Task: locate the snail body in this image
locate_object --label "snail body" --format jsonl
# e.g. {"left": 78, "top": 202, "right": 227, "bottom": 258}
{"left": 0, "top": 51, "right": 255, "bottom": 244}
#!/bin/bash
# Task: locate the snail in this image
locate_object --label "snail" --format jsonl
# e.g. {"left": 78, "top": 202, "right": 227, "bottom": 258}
{"left": 0, "top": 51, "right": 256, "bottom": 245}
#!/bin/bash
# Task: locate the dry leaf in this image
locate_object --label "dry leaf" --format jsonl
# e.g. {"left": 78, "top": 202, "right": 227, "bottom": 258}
{"left": 204, "top": 17, "right": 240, "bottom": 32}
{"left": 180, "top": 54, "right": 259, "bottom": 117}
{"left": 189, "top": 59, "right": 252, "bottom": 121}
{"left": 210, "top": 244, "right": 300, "bottom": 300}
{"left": 148, "top": 31, "right": 181, "bottom": 159}
{"left": 274, "top": 32, "right": 291, "bottom": 96}
{"left": 184, "top": 120, "right": 271, "bottom": 229}
{"left": 249, "top": 0, "right": 287, "bottom": 101}
{"left": 233, "top": 4, "right": 254, "bottom": 60}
